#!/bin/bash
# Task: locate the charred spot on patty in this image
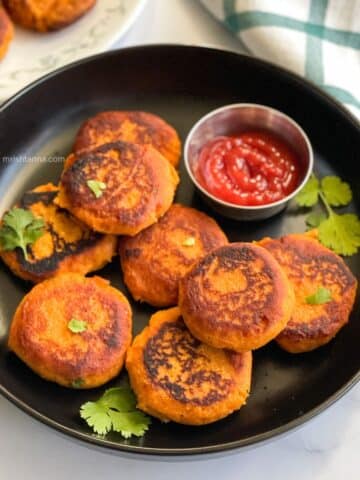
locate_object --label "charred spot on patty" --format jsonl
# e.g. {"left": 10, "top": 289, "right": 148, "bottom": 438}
{"left": 184, "top": 245, "right": 277, "bottom": 331}
{"left": 143, "top": 319, "right": 233, "bottom": 406}
{"left": 16, "top": 187, "right": 102, "bottom": 274}
{"left": 56, "top": 140, "right": 179, "bottom": 235}
{"left": 259, "top": 233, "right": 357, "bottom": 352}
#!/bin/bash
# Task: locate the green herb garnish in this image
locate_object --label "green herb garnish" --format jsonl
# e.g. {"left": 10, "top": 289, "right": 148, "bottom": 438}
{"left": 0, "top": 208, "right": 45, "bottom": 260}
{"left": 295, "top": 174, "right": 360, "bottom": 256}
{"left": 80, "top": 387, "right": 151, "bottom": 437}
{"left": 306, "top": 287, "right": 332, "bottom": 305}
{"left": 72, "top": 378, "right": 85, "bottom": 389}
{"left": 68, "top": 318, "right": 87, "bottom": 333}
{"left": 182, "top": 236, "right": 196, "bottom": 247}
{"left": 87, "top": 180, "right": 106, "bottom": 198}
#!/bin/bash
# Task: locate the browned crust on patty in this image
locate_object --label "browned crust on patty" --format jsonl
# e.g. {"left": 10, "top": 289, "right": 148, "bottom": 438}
{"left": 8, "top": 274, "right": 132, "bottom": 388}
{"left": 73, "top": 111, "right": 181, "bottom": 168}
{"left": 3, "top": 0, "right": 96, "bottom": 32}
{"left": 0, "top": 183, "right": 117, "bottom": 282}
{"left": 119, "top": 204, "right": 228, "bottom": 306}
{"left": 259, "top": 233, "right": 357, "bottom": 353}
{"left": 55, "top": 142, "right": 179, "bottom": 235}
{"left": 178, "top": 243, "right": 295, "bottom": 352}
{"left": 126, "top": 307, "right": 252, "bottom": 425}
{"left": 0, "top": 4, "right": 13, "bottom": 60}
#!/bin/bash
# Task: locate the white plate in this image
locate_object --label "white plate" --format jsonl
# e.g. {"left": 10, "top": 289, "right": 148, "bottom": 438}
{"left": 0, "top": 0, "right": 146, "bottom": 101}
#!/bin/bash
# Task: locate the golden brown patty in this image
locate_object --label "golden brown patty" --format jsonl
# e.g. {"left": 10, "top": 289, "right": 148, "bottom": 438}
{"left": 119, "top": 204, "right": 228, "bottom": 307}
{"left": 179, "top": 243, "right": 295, "bottom": 352}
{"left": 73, "top": 111, "right": 181, "bottom": 168}
{"left": 126, "top": 307, "right": 252, "bottom": 425}
{"left": 0, "top": 183, "right": 117, "bottom": 282}
{"left": 56, "top": 141, "right": 179, "bottom": 236}
{"left": 259, "top": 233, "right": 357, "bottom": 353}
{"left": 3, "top": 0, "right": 96, "bottom": 32}
{"left": 8, "top": 274, "right": 132, "bottom": 388}
{"left": 0, "top": 4, "right": 13, "bottom": 60}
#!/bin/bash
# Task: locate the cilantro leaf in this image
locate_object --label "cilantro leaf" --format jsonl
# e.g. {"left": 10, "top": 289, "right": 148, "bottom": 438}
{"left": 321, "top": 176, "right": 352, "bottom": 207}
{"left": 318, "top": 213, "right": 360, "bottom": 256}
{"left": 72, "top": 378, "right": 85, "bottom": 389}
{"left": 305, "top": 212, "right": 327, "bottom": 228}
{"left": 80, "top": 401, "right": 112, "bottom": 435}
{"left": 182, "top": 237, "right": 196, "bottom": 247}
{"left": 306, "top": 287, "right": 332, "bottom": 305}
{"left": 295, "top": 175, "right": 320, "bottom": 207}
{"left": 80, "top": 387, "right": 151, "bottom": 438}
{"left": 87, "top": 180, "right": 106, "bottom": 199}
{"left": 108, "top": 410, "right": 150, "bottom": 438}
{"left": 101, "top": 387, "right": 136, "bottom": 411}
{"left": 0, "top": 208, "right": 45, "bottom": 260}
{"left": 68, "top": 318, "right": 87, "bottom": 333}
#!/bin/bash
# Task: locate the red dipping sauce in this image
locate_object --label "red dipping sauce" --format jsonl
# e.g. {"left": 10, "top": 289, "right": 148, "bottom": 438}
{"left": 195, "top": 131, "right": 301, "bottom": 206}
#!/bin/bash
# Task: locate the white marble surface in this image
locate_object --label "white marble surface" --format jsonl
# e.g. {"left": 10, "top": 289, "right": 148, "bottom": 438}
{"left": 0, "top": 1, "right": 359, "bottom": 478}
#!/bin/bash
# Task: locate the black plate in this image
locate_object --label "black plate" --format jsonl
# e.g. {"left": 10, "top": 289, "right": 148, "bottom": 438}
{"left": 0, "top": 45, "right": 359, "bottom": 456}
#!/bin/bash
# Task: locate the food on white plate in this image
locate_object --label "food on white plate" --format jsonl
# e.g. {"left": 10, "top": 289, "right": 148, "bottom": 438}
{"left": 0, "top": 3, "right": 13, "bottom": 60}
{"left": 3, "top": 0, "right": 96, "bottom": 32}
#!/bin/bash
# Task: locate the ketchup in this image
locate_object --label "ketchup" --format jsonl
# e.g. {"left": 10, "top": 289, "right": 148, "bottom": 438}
{"left": 195, "top": 131, "right": 301, "bottom": 206}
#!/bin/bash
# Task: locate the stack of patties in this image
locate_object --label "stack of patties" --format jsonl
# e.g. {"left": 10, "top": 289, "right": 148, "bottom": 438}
{"left": 126, "top": 241, "right": 292, "bottom": 425}
{"left": 126, "top": 232, "right": 356, "bottom": 425}
{"left": 1, "top": 110, "right": 357, "bottom": 427}
{"left": 121, "top": 211, "right": 253, "bottom": 424}
{"left": 55, "top": 111, "right": 181, "bottom": 235}
{"left": 1, "top": 110, "right": 182, "bottom": 390}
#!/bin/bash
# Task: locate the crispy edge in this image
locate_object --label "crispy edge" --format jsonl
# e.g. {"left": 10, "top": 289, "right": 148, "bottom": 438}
{"left": 56, "top": 143, "right": 179, "bottom": 235}
{"left": 178, "top": 243, "right": 295, "bottom": 352}
{"left": 259, "top": 233, "right": 358, "bottom": 353}
{"left": 119, "top": 204, "right": 228, "bottom": 307}
{"left": 126, "top": 307, "right": 252, "bottom": 425}
{"left": 73, "top": 111, "right": 181, "bottom": 168}
{"left": 8, "top": 274, "right": 132, "bottom": 388}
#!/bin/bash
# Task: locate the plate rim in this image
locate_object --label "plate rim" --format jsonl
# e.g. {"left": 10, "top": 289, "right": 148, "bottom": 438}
{"left": 1, "top": 43, "right": 359, "bottom": 130}
{"left": 0, "top": 0, "right": 148, "bottom": 102}
{"left": 0, "top": 44, "right": 359, "bottom": 456}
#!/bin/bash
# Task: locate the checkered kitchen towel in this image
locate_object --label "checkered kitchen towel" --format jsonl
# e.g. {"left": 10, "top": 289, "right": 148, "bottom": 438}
{"left": 200, "top": 0, "right": 360, "bottom": 118}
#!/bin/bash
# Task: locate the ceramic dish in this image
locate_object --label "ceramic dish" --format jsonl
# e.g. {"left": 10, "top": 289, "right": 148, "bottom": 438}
{"left": 0, "top": 0, "right": 146, "bottom": 101}
{"left": 0, "top": 45, "right": 359, "bottom": 456}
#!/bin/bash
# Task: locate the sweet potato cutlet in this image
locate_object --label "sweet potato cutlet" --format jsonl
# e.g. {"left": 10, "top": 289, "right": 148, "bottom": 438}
{"left": 0, "top": 4, "right": 13, "bottom": 60}
{"left": 8, "top": 273, "right": 132, "bottom": 388}
{"left": 56, "top": 141, "right": 179, "bottom": 235}
{"left": 259, "top": 233, "right": 357, "bottom": 353}
{"left": 73, "top": 111, "right": 181, "bottom": 168}
{"left": 3, "top": 0, "right": 96, "bottom": 32}
{"left": 0, "top": 183, "right": 117, "bottom": 282}
{"left": 126, "top": 307, "right": 252, "bottom": 425}
{"left": 119, "top": 204, "right": 228, "bottom": 306}
{"left": 179, "top": 243, "right": 295, "bottom": 352}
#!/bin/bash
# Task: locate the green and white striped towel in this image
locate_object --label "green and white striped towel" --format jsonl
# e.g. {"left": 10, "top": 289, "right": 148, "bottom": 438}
{"left": 200, "top": 0, "right": 360, "bottom": 118}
